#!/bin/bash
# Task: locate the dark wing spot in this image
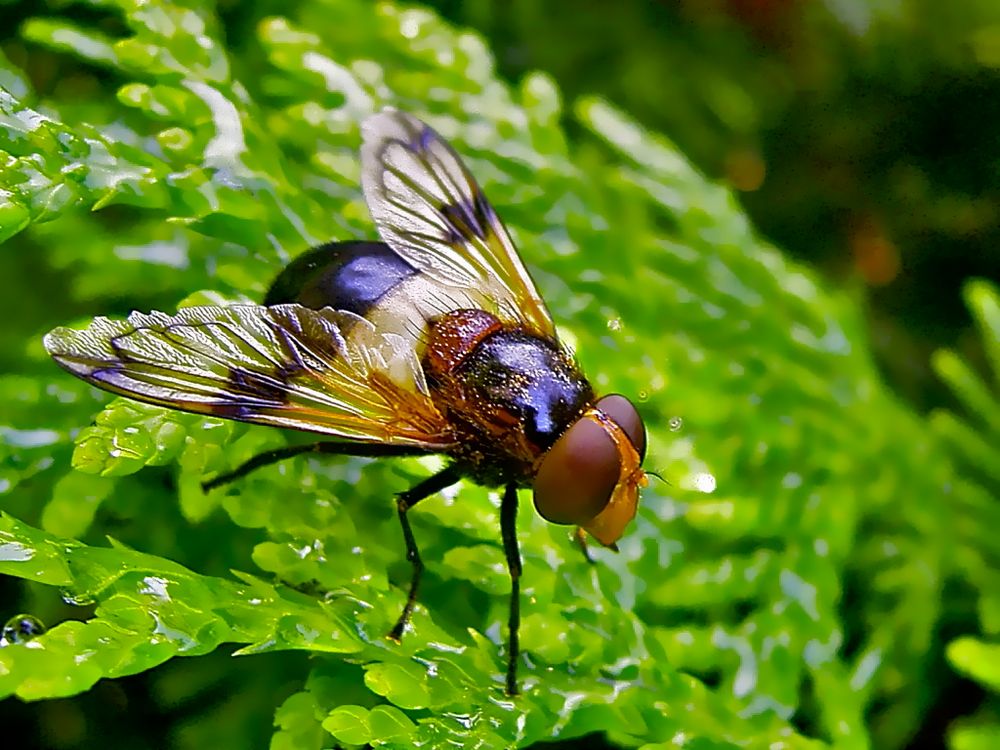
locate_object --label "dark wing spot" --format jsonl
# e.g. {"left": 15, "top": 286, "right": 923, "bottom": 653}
{"left": 474, "top": 188, "right": 498, "bottom": 226}
{"left": 411, "top": 125, "right": 437, "bottom": 152}
{"left": 217, "top": 362, "right": 302, "bottom": 418}
{"left": 439, "top": 189, "right": 490, "bottom": 242}
{"left": 438, "top": 211, "right": 468, "bottom": 245}
{"left": 227, "top": 366, "right": 287, "bottom": 401}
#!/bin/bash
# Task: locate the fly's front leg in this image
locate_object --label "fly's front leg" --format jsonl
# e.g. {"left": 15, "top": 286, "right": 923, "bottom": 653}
{"left": 388, "top": 465, "right": 464, "bottom": 641}
{"left": 573, "top": 526, "right": 597, "bottom": 565}
{"left": 201, "top": 441, "right": 429, "bottom": 491}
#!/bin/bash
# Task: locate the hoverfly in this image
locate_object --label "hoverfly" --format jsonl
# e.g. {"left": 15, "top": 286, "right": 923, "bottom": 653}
{"left": 43, "top": 109, "right": 648, "bottom": 695}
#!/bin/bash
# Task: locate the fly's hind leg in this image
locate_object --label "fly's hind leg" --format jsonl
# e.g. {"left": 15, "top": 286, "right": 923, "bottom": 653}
{"left": 388, "top": 465, "right": 464, "bottom": 641}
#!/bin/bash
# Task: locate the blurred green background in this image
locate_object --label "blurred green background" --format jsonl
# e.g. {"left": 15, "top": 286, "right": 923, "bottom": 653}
{"left": 0, "top": 0, "right": 998, "bottom": 749}
{"left": 429, "top": 0, "right": 1000, "bottom": 411}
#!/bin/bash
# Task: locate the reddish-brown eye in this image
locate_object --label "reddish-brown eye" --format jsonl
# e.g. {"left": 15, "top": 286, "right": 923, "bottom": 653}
{"left": 594, "top": 394, "right": 646, "bottom": 460}
{"left": 533, "top": 415, "right": 619, "bottom": 525}
{"left": 532, "top": 394, "right": 645, "bottom": 526}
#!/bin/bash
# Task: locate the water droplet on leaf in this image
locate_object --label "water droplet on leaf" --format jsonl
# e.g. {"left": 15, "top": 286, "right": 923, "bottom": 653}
{"left": 668, "top": 416, "right": 683, "bottom": 431}
{"left": 0, "top": 541, "right": 35, "bottom": 562}
{"left": 60, "top": 590, "right": 96, "bottom": 607}
{"left": 691, "top": 472, "right": 716, "bottom": 493}
{"left": 2, "top": 614, "right": 46, "bottom": 645}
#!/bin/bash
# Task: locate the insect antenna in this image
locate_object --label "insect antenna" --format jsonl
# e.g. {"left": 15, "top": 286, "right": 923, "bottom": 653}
{"left": 646, "top": 469, "right": 670, "bottom": 486}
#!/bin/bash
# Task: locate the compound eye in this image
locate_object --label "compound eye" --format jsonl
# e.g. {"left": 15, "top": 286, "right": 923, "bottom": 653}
{"left": 533, "top": 415, "right": 619, "bottom": 525}
{"left": 595, "top": 394, "right": 646, "bottom": 461}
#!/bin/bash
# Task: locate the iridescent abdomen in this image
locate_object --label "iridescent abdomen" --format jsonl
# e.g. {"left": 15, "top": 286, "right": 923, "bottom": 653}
{"left": 265, "top": 241, "right": 416, "bottom": 314}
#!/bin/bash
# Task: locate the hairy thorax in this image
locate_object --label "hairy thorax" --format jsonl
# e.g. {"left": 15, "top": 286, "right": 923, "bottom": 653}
{"left": 423, "top": 310, "right": 595, "bottom": 487}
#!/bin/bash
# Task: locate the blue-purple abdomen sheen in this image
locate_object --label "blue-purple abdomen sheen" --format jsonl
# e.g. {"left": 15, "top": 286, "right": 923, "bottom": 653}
{"left": 264, "top": 241, "right": 416, "bottom": 315}
{"left": 456, "top": 331, "right": 593, "bottom": 451}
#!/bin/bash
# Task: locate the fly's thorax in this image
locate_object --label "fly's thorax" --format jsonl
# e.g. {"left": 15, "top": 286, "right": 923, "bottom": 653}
{"left": 425, "top": 316, "right": 594, "bottom": 468}
{"left": 456, "top": 331, "right": 593, "bottom": 452}
{"left": 423, "top": 309, "right": 504, "bottom": 378}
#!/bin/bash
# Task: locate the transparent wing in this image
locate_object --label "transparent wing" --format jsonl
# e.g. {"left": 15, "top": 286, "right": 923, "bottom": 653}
{"left": 361, "top": 108, "right": 556, "bottom": 338}
{"left": 43, "top": 304, "right": 456, "bottom": 448}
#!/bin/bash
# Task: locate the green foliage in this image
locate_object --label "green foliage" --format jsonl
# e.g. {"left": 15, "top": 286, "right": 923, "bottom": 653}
{"left": 931, "top": 280, "right": 1000, "bottom": 750}
{"left": 0, "top": 1, "right": 994, "bottom": 748}
{"left": 431, "top": 1, "right": 1000, "bottom": 393}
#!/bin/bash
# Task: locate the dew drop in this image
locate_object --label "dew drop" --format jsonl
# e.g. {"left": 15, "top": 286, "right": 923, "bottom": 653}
{"left": 637, "top": 390, "right": 649, "bottom": 402}
{"left": 606, "top": 317, "right": 623, "bottom": 332}
{"left": 692, "top": 472, "right": 717, "bottom": 493}
{"left": 0, "top": 541, "right": 34, "bottom": 562}
{"left": 1, "top": 614, "right": 46, "bottom": 645}
{"left": 60, "top": 590, "right": 96, "bottom": 607}
{"left": 668, "top": 416, "right": 683, "bottom": 431}
{"left": 444, "top": 712, "right": 475, "bottom": 730}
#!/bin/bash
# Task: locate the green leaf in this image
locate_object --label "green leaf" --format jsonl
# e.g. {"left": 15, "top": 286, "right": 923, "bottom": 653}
{"left": 271, "top": 689, "right": 326, "bottom": 750}
{"left": 950, "top": 724, "right": 1000, "bottom": 750}
{"left": 946, "top": 638, "right": 1000, "bottom": 692}
{"left": 965, "top": 280, "right": 1000, "bottom": 389}
{"left": 368, "top": 704, "right": 418, "bottom": 742}
{"left": 40, "top": 472, "right": 113, "bottom": 538}
{"left": 0, "top": 513, "right": 366, "bottom": 700}
{"left": 322, "top": 705, "right": 372, "bottom": 745}
{"left": 1, "top": 0, "right": 990, "bottom": 746}
{"left": 364, "top": 661, "right": 433, "bottom": 710}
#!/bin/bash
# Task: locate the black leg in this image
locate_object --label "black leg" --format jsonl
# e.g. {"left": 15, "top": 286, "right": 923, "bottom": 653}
{"left": 500, "top": 482, "right": 522, "bottom": 696}
{"left": 388, "top": 465, "right": 464, "bottom": 641}
{"left": 201, "top": 441, "right": 429, "bottom": 491}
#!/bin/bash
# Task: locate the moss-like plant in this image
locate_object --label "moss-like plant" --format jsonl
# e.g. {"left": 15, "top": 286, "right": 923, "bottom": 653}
{"left": 0, "top": 1, "right": 994, "bottom": 748}
{"left": 931, "top": 280, "right": 1000, "bottom": 750}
